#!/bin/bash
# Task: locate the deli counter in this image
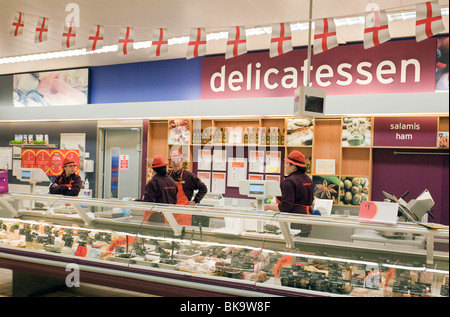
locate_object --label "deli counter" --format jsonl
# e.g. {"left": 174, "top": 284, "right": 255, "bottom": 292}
{"left": 0, "top": 192, "right": 448, "bottom": 297}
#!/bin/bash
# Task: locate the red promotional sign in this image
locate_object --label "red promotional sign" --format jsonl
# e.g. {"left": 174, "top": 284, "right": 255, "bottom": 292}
{"left": 201, "top": 38, "right": 437, "bottom": 99}
{"left": 35, "top": 149, "right": 50, "bottom": 174}
{"left": 49, "top": 150, "right": 65, "bottom": 176}
{"left": 373, "top": 116, "right": 438, "bottom": 147}
{"left": 21, "top": 149, "right": 36, "bottom": 168}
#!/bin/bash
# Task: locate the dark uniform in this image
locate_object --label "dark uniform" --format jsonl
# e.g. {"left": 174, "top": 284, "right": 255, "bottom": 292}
{"left": 142, "top": 173, "right": 178, "bottom": 204}
{"left": 49, "top": 173, "right": 82, "bottom": 196}
{"left": 277, "top": 171, "right": 314, "bottom": 215}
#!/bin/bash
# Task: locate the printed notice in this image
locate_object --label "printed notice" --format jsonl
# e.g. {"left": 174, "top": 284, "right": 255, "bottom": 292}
{"left": 211, "top": 172, "right": 226, "bottom": 193}
{"left": 198, "top": 172, "right": 211, "bottom": 192}
{"left": 249, "top": 150, "right": 265, "bottom": 173}
{"left": 227, "top": 158, "right": 247, "bottom": 187}
{"left": 198, "top": 149, "right": 212, "bottom": 170}
{"left": 315, "top": 159, "right": 335, "bottom": 175}
{"left": 212, "top": 149, "right": 227, "bottom": 171}
{"left": 265, "top": 151, "right": 281, "bottom": 173}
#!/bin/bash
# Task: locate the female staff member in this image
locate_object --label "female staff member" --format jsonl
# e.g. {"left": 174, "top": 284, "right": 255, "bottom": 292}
{"left": 140, "top": 155, "right": 177, "bottom": 222}
{"left": 264, "top": 150, "right": 314, "bottom": 236}
{"left": 168, "top": 150, "right": 208, "bottom": 225}
{"left": 49, "top": 158, "right": 82, "bottom": 196}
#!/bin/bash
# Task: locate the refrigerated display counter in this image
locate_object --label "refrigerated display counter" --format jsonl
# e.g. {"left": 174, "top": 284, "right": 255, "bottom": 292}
{"left": 0, "top": 192, "right": 448, "bottom": 297}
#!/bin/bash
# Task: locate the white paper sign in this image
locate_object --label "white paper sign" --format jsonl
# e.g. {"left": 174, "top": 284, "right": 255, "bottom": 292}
{"left": 197, "top": 172, "right": 211, "bottom": 193}
{"left": 212, "top": 172, "right": 226, "bottom": 194}
{"left": 315, "top": 159, "right": 335, "bottom": 175}
{"left": 227, "top": 158, "right": 247, "bottom": 187}
{"left": 212, "top": 149, "right": 227, "bottom": 171}
{"left": 198, "top": 149, "right": 212, "bottom": 170}
{"left": 249, "top": 150, "right": 264, "bottom": 173}
{"left": 358, "top": 201, "right": 398, "bottom": 224}
{"left": 265, "top": 151, "right": 281, "bottom": 173}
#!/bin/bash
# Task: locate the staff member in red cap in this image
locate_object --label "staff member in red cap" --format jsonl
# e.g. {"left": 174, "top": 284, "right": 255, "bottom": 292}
{"left": 265, "top": 150, "right": 314, "bottom": 236}
{"left": 49, "top": 158, "right": 82, "bottom": 196}
{"left": 140, "top": 155, "right": 178, "bottom": 222}
{"left": 168, "top": 150, "right": 208, "bottom": 225}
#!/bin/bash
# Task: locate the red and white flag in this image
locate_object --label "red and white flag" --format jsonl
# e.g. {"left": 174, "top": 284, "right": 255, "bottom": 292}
{"left": 61, "top": 23, "right": 76, "bottom": 49}
{"left": 270, "top": 23, "right": 292, "bottom": 58}
{"left": 415, "top": 1, "right": 445, "bottom": 42}
{"left": 35, "top": 16, "right": 49, "bottom": 43}
{"left": 187, "top": 28, "right": 206, "bottom": 59}
{"left": 364, "top": 9, "right": 390, "bottom": 49}
{"left": 87, "top": 24, "right": 104, "bottom": 52}
{"left": 10, "top": 12, "right": 25, "bottom": 37}
{"left": 226, "top": 26, "right": 247, "bottom": 59}
{"left": 150, "top": 28, "right": 168, "bottom": 58}
{"left": 118, "top": 27, "right": 134, "bottom": 55}
{"left": 313, "top": 18, "right": 338, "bottom": 55}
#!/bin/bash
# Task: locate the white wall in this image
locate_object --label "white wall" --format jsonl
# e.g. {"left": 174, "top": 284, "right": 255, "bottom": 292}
{"left": 0, "top": 91, "right": 448, "bottom": 122}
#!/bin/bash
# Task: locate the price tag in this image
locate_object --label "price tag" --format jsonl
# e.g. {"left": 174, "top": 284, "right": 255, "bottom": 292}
{"left": 358, "top": 201, "right": 398, "bottom": 224}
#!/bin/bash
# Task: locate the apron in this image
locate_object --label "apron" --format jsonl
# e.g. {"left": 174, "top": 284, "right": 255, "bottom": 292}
{"left": 168, "top": 169, "right": 192, "bottom": 226}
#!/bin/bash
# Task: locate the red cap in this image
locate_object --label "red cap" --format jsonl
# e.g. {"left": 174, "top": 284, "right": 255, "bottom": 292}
{"left": 150, "top": 155, "right": 168, "bottom": 169}
{"left": 285, "top": 150, "right": 306, "bottom": 167}
{"left": 63, "top": 158, "right": 76, "bottom": 167}
{"left": 169, "top": 150, "right": 184, "bottom": 162}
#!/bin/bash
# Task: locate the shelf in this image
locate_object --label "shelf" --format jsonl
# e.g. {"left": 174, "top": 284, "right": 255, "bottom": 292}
{"left": 9, "top": 143, "right": 58, "bottom": 149}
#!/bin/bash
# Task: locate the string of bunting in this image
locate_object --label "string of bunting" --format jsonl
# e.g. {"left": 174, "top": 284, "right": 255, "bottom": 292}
{"left": 8, "top": 1, "right": 446, "bottom": 60}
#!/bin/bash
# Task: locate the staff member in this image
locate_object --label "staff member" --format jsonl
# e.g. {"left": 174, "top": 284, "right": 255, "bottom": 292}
{"left": 264, "top": 150, "right": 314, "bottom": 236}
{"left": 168, "top": 150, "right": 208, "bottom": 225}
{"left": 49, "top": 158, "right": 82, "bottom": 196}
{"left": 140, "top": 155, "right": 177, "bottom": 222}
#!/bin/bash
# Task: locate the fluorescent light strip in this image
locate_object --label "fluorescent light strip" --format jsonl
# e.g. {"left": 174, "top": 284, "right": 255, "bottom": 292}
{"left": 1, "top": 8, "right": 448, "bottom": 65}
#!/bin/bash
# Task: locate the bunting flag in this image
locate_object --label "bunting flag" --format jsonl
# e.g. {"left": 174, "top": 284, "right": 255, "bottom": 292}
{"left": 364, "top": 9, "right": 390, "bottom": 49}
{"left": 61, "top": 23, "right": 76, "bottom": 49}
{"left": 150, "top": 28, "right": 168, "bottom": 58}
{"left": 415, "top": 1, "right": 445, "bottom": 42}
{"left": 225, "top": 26, "right": 247, "bottom": 59}
{"left": 313, "top": 18, "right": 338, "bottom": 55}
{"left": 118, "top": 26, "right": 134, "bottom": 55}
{"left": 187, "top": 28, "right": 207, "bottom": 59}
{"left": 35, "top": 16, "right": 49, "bottom": 43}
{"left": 87, "top": 24, "right": 104, "bottom": 52}
{"left": 10, "top": 12, "right": 25, "bottom": 37}
{"left": 270, "top": 23, "right": 292, "bottom": 58}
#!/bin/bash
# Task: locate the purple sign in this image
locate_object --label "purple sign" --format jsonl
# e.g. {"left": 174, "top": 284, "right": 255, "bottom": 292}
{"left": 373, "top": 117, "right": 438, "bottom": 147}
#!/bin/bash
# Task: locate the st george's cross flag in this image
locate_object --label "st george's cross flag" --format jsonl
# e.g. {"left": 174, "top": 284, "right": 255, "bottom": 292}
{"left": 10, "top": 12, "right": 25, "bottom": 37}
{"left": 415, "top": 1, "right": 445, "bottom": 42}
{"left": 187, "top": 28, "right": 207, "bottom": 59}
{"left": 118, "top": 27, "right": 134, "bottom": 55}
{"left": 364, "top": 9, "right": 390, "bottom": 49}
{"left": 313, "top": 18, "right": 338, "bottom": 55}
{"left": 270, "top": 23, "right": 292, "bottom": 58}
{"left": 150, "top": 28, "right": 169, "bottom": 58}
{"left": 226, "top": 26, "right": 247, "bottom": 59}
{"left": 87, "top": 24, "right": 104, "bottom": 52}
{"left": 61, "top": 23, "right": 76, "bottom": 49}
{"left": 35, "top": 16, "right": 49, "bottom": 43}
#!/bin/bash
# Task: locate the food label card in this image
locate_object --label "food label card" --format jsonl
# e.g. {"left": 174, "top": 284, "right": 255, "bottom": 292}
{"left": 358, "top": 201, "right": 398, "bottom": 224}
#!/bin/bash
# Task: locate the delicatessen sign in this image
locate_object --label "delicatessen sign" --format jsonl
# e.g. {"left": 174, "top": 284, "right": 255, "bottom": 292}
{"left": 201, "top": 38, "right": 436, "bottom": 99}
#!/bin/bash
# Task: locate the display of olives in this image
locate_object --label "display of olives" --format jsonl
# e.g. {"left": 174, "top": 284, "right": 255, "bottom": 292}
{"left": 340, "top": 177, "right": 369, "bottom": 206}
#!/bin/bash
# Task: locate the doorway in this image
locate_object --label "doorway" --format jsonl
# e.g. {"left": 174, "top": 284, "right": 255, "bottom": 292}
{"left": 98, "top": 127, "right": 142, "bottom": 200}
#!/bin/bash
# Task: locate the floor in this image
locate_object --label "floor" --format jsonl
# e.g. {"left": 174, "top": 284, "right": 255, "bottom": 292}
{"left": 0, "top": 267, "right": 154, "bottom": 297}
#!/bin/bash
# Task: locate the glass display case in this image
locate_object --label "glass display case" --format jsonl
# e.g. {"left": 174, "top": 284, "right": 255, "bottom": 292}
{"left": 0, "top": 192, "right": 448, "bottom": 297}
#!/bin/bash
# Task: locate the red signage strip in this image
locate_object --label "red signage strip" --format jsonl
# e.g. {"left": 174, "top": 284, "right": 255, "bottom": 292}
{"left": 201, "top": 38, "right": 437, "bottom": 99}
{"left": 373, "top": 117, "right": 438, "bottom": 147}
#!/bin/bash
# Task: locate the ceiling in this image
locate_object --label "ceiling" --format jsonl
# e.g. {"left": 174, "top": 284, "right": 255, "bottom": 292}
{"left": 0, "top": 0, "right": 448, "bottom": 75}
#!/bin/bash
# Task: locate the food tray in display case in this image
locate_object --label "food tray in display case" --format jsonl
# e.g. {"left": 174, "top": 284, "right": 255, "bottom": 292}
{"left": 0, "top": 192, "right": 448, "bottom": 297}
